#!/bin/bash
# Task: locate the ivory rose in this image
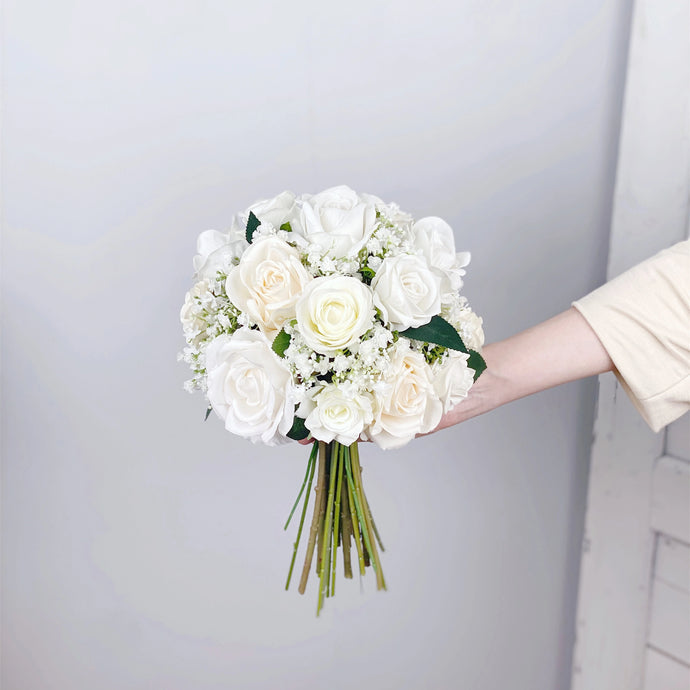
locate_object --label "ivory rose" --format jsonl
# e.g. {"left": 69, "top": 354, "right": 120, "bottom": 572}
{"left": 301, "top": 383, "right": 374, "bottom": 446}
{"left": 246, "top": 190, "right": 301, "bottom": 231}
{"left": 371, "top": 254, "right": 441, "bottom": 331}
{"left": 295, "top": 275, "right": 374, "bottom": 355}
{"left": 193, "top": 214, "right": 249, "bottom": 279}
{"left": 433, "top": 351, "right": 475, "bottom": 413}
{"left": 205, "top": 329, "right": 295, "bottom": 446}
{"left": 225, "top": 236, "right": 312, "bottom": 340}
{"left": 366, "top": 341, "right": 443, "bottom": 450}
{"left": 298, "top": 185, "right": 377, "bottom": 258}
{"left": 412, "top": 217, "right": 470, "bottom": 295}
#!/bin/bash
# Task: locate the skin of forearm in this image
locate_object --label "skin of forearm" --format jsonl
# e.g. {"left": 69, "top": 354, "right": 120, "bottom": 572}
{"left": 434, "top": 307, "right": 614, "bottom": 432}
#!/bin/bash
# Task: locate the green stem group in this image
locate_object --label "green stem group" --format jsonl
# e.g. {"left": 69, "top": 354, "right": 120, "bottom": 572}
{"left": 285, "top": 440, "right": 386, "bottom": 615}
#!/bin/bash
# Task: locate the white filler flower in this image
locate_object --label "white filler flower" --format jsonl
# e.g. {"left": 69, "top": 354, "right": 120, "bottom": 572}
{"left": 366, "top": 341, "right": 443, "bottom": 450}
{"left": 458, "top": 309, "right": 485, "bottom": 352}
{"left": 295, "top": 275, "right": 374, "bottom": 355}
{"left": 205, "top": 328, "right": 295, "bottom": 445}
{"left": 225, "top": 236, "right": 312, "bottom": 340}
{"left": 180, "top": 279, "right": 211, "bottom": 347}
{"left": 371, "top": 254, "right": 441, "bottom": 331}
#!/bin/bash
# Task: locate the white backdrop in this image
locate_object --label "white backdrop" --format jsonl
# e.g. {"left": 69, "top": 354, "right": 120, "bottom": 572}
{"left": 1, "top": 2, "right": 633, "bottom": 689}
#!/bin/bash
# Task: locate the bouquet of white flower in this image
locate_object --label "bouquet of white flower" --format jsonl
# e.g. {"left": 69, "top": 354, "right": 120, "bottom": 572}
{"left": 180, "top": 185, "right": 486, "bottom": 613}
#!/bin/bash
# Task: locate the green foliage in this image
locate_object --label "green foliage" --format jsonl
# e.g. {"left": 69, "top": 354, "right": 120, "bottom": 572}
{"left": 421, "top": 343, "right": 447, "bottom": 365}
{"left": 468, "top": 349, "right": 487, "bottom": 381}
{"left": 280, "top": 222, "right": 292, "bottom": 232}
{"left": 204, "top": 406, "right": 213, "bottom": 421}
{"left": 400, "top": 315, "right": 469, "bottom": 353}
{"left": 287, "top": 416, "right": 310, "bottom": 441}
{"left": 272, "top": 329, "right": 291, "bottom": 358}
{"left": 246, "top": 211, "right": 261, "bottom": 243}
{"left": 402, "top": 315, "right": 487, "bottom": 381}
{"left": 359, "top": 265, "right": 376, "bottom": 284}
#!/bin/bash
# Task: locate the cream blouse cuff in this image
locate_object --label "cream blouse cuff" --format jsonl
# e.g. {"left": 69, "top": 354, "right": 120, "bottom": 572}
{"left": 572, "top": 240, "right": 690, "bottom": 432}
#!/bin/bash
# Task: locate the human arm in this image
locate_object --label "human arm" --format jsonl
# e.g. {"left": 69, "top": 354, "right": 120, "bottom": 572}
{"left": 432, "top": 307, "right": 614, "bottom": 432}
{"left": 436, "top": 239, "right": 690, "bottom": 433}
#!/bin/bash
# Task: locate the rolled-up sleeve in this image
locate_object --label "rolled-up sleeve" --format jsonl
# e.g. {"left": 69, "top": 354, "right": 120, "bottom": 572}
{"left": 573, "top": 240, "right": 690, "bottom": 432}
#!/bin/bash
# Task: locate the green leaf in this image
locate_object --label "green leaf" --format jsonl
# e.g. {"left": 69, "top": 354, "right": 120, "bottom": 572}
{"left": 246, "top": 211, "right": 261, "bottom": 243}
{"left": 287, "top": 416, "right": 310, "bottom": 441}
{"left": 272, "top": 329, "right": 291, "bottom": 358}
{"left": 204, "top": 406, "right": 213, "bottom": 421}
{"left": 359, "top": 266, "right": 375, "bottom": 283}
{"left": 279, "top": 222, "right": 292, "bottom": 232}
{"left": 400, "top": 315, "right": 469, "bottom": 353}
{"left": 468, "top": 349, "right": 487, "bottom": 381}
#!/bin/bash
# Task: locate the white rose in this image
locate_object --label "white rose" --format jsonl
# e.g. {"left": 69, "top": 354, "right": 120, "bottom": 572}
{"left": 433, "top": 351, "right": 474, "bottom": 413}
{"left": 194, "top": 218, "right": 248, "bottom": 280}
{"left": 366, "top": 341, "right": 442, "bottom": 450}
{"left": 412, "top": 217, "right": 470, "bottom": 294}
{"left": 371, "top": 254, "right": 442, "bottom": 331}
{"left": 194, "top": 230, "right": 228, "bottom": 273}
{"left": 225, "top": 236, "right": 312, "bottom": 340}
{"left": 180, "top": 279, "right": 211, "bottom": 345}
{"left": 300, "top": 383, "right": 374, "bottom": 446}
{"left": 205, "top": 329, "right": 295, "bottom": 446}
{"left": 295, "top": 275, "right": 374, "bottom": 355}
{"left": 246, "top": 190, "right": 302, "bottom": 232}
{"left": 360, "top": 192, "right": 414, "bottom": 226}
{"left": 297, "top": 185, "right": 377, "bottom": 257}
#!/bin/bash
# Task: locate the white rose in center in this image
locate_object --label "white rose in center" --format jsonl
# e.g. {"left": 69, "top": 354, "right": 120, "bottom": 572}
{"left": 371, "top": 254, "right": 442, "bottom": 331}
{"left": 295, "top": 275, "right": 374, "bottom": 355}
{"left": 225, "top": 236, "right": 312, "bottom": 340}
{"left": 366, "top": 340, "right": 443, "bottom": 450}
{"left": 205, "top": 328, "right": 296, "bottom": 446}
{"left": 298, "top": 185, "right": 377, "bottom": 258}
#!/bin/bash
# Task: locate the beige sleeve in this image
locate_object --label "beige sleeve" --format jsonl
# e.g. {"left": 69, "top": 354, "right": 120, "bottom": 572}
{"left": 572, "top": 240, "right": 690, "bottom": 432}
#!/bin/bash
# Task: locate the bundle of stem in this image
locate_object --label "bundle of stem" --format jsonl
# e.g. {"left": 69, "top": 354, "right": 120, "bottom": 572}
{"left": 284, "top": 440, "right": 386, "bottom": 615}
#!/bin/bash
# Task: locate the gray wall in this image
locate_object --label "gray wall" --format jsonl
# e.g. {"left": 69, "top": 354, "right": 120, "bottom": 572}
{"left": 1, "top": 2, "right": 632, "bottom": 689}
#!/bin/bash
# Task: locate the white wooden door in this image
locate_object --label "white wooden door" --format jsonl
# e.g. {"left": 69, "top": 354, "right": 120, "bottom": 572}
{"left": 571, "top": 1, "right": 690, "bottom": 688}
{"left": 645, "top": 416, "right": 690, "bottom": 688}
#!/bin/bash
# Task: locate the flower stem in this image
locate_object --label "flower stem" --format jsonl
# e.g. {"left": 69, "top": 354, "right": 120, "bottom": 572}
{"left": 340, "top": 469, "right": 353, "bottom": 579}
{"left": 298, "top": 441, "right": 327, "bottom": 595}
{"left": 285, "top": 443, "right": 318, "bottom": 590}
{"left": 344, "top": 445, "right": 365, "bottom": 576}
{"left": 284, "top": 441, "right": 318, "bottom": 531}
{"left": 363, "top": 486, "right": 385, "bottom": 553}
{"left": 285, "top": 442, "right": 318, "bottom": 590}
{"left": 349, "top": 442, "right": 386, "bottom": 591}
{"left": 317, "top": 442, "right": 338, "bottom": 616}
{"left": 315, "top": 443, "right": 331, "bottom": 575}
{"left": 331, "top": 442, "right": 345, "bottom": 595}
{"left": 361, "top": 531, "right": 370, "bottom": 567}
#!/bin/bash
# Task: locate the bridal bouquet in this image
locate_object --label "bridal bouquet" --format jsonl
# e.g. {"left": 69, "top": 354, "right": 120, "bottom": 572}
{"left": 180, "top": 185, "right": 485, "bottom": 614}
